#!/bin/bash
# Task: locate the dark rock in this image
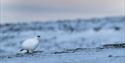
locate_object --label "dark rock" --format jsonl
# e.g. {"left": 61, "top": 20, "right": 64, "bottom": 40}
{"left": 93, "top": 27, "right": 101, "bottom": 31}
{"left": 108, "top": 55, "right": 113, "bottom": 57}
{"left": 103, "top": 43, "right": 125, "bottom": 48}
{"left": 114, "top": 26, "right": 120, "bottom": 31}
{"left": 7, "top": 56, "right": 12, "bottom": 58}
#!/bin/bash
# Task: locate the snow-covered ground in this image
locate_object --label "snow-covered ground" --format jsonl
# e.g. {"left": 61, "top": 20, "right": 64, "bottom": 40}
{"left": 1, "top": 48, "right": 125, "bottom": 63}
{"left": 0, "top": 16, "right": 125, "bottom": 63}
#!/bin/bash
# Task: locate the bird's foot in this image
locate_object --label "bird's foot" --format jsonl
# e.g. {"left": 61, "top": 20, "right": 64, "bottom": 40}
{"left": 27, "top": 50, "right": 33, "bottom": 54}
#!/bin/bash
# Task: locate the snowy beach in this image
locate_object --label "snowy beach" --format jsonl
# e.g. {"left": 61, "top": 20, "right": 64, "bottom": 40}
{"left": 0, "top": 16, "right": 125, "bottom": 63}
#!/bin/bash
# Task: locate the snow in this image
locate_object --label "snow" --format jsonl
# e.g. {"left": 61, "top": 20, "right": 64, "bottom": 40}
{"left": 0, "top": 16, "right": 125, "bottom": 63}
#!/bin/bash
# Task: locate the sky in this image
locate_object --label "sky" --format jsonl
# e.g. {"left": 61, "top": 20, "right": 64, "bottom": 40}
{"left": 0, "top": 0, "right": 125, "bottom": 24}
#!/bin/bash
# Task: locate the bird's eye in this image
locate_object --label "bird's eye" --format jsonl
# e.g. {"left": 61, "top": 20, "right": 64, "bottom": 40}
{"left": 37, "top": 36, "right": 40, "bottom": 37}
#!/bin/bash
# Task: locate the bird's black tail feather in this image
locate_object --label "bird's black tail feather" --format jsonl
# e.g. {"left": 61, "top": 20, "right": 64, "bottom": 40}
{"left": 20, "top": 49, "right": 24, "bottom": 51}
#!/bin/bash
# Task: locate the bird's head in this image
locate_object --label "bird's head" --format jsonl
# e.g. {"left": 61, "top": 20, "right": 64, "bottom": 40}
{"left": 36, "top": 35, "right": 41, "bottom": 39}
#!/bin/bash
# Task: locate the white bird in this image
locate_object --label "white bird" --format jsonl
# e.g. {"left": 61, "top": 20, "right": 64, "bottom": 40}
{"left": 19, "top": 35, "right": 40, "bottom": 53}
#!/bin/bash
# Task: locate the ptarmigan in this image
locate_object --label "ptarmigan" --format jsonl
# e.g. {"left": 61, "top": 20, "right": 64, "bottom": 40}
{"left": 19, "top": 35, "right": 40, "bottom": 53}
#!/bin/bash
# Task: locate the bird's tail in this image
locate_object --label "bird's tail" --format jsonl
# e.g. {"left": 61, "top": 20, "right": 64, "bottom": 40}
{"left": 17, "top": 49, "right": 27, "bottom": 54}
{"left": 20, "top": 49, "right": 24, "bottom": 51}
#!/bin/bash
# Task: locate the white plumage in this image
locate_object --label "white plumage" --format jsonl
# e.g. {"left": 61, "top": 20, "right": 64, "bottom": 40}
{"left": 20, "top": 36, "right": 40, "bottom": 53}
